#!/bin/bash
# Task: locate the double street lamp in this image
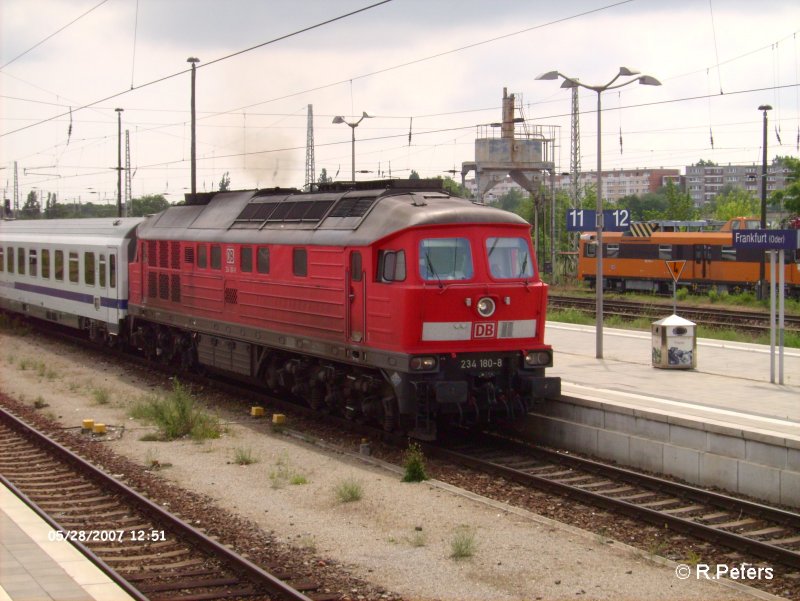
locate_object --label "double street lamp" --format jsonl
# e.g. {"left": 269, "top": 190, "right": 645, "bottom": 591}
{"left": 536, "top": 67, "right": 661, "bottom": 359}
{"left": 332, "top": 112, "right": 372, "bottom": 182}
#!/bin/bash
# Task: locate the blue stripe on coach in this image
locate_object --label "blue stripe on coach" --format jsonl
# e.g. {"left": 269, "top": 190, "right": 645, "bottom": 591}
{"left": 14, "top": 282, "right": 128, "bottom": 310}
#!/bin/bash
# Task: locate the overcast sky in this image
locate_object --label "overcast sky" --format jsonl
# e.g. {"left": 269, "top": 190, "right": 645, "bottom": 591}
{"left": 1, "top": 0, "right": 798, "bottom": 205}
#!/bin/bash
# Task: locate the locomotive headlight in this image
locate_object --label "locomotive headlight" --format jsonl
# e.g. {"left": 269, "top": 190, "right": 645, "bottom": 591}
{"left": 524, "top": 350, "right": 551, "bottom": 367}
{"left": 410, "top": 356, "right": 438, "bottom": 371}
{"left": 476, "top": 297, "right": 496, "bottom": 318}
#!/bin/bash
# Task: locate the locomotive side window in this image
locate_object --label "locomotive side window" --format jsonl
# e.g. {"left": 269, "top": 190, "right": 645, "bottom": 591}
{"left": 110, "top": 254, "right": 116, "bottom": 288}
{"left": 604, "top": 244, "right": 619, "bottom": 258}
{"left": 419, "top": 238, "right": 473, "bottom": 281}
{"left": 69, "top": 252, "right": 79, "bottom": 283}
{"left": 257, "top": 247, "right": 270, "bottom": 274}
{"left": 240, "top": 247, "right": 253, "bottom": 273}
{"left": 7, "top": 247, "right": 14, "bottom": 273}
{"left": 55, "top": 250, "right": 64, "bottom": 281}
{"left": 41, "top": 249, "right": 50, "bottom": 279}
{"left": 198, "top": 244, "right": 207, "bottom": 268}
{"left": 584, "top": 243, "right": 596, "bottom": 258}
{"left": 17, "top": 248, "right": 25, "bottom": 275}
{"left": 84, "top": 252, "right": 95, "bottom": 286}
{"left": 378, "top": 250, "right": 406, "bottom": 282}
{"left": 293, "top": 248, "right": 307, "bottom": 277}
{"left": 29, "top": 249, "right": 38, "bottom": 277}
{"left": 721, "top": 246, "right": 736, "bottom": 261}
{"left": 486, "top": 237, "right": 533, "bottom": 279}
{"left": 658, "top": 245, "right": 673, "bottom": 260}
{"left": 350, "top": 252, "right": 363, "bottom": 282}
{"left": 210, "top": 245, "right": 221, "bottom": 270}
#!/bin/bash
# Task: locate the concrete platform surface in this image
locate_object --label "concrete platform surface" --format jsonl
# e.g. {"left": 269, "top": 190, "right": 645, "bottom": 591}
{"left": 545, "top": 322, "right": 800, "bottom": 441}
{"left": 0, "top": 484, "right": 135, "bottom": 601}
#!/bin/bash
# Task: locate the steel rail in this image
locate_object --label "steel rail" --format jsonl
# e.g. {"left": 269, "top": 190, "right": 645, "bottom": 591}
{"left": 423, "top": 432, "right": 800, "bottom": 571}
{"left": 550, "top": 294, "right": 800, "bottom": 333}
{"left": 0, "top": 406, "right": 314, "bottom": 601}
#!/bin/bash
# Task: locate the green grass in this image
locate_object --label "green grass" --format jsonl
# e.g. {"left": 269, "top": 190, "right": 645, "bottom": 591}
{"left": 130, "top": 380, "right": 221, "bottom": 441}
{"left": 449, "top": 525, "right": 477, "bottom": 560}
{"left": 334, "top": 478, "right": 363, "bottom": 503}
{"left": 233, "top": 446, "right": 258, "bottom": 465}
{"left": 91, "top": 387, "right": 111, "bottom": 405}
{"left": 268, "top": 452, "right": 307, "bottom": 488}
{"left": 402, "top": 443, "right": 429, "bottom": 483}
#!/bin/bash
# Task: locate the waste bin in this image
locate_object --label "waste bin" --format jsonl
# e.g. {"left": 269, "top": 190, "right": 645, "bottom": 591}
{"left": 651, "top": 314, "right": 696, "bottom": 369}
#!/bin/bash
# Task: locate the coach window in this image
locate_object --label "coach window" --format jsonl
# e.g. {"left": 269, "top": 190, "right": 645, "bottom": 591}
{"left": 84, "top": 252, "right": 95, "bottom": 286}
{"left": 240, "top": 247, "right": 253, "bottom": 273}
{"left": 29, "top": 249, "right": 38, "bottom": 277}
{"left": 257, "top": 247, "right": 270, "bottom": 274}
{"left": 18, "top": 248, "right": 25, "bottom": 275}
{"left": 7, "top": 248, "right": 14, "bottom": 273}
{"left": 210, "top": 245, "right": 221, "bottom": 270}
{"left": 197, "top": 244, "right": 207, "bottom": 269}
{"left": 378, "top": 250, "right": 406, "bottom": 282}
{"left": 55, "top": 250, "right": 64, "bottom": 281}
{"left": 293, "top": 248, "right": 307, "bottom": 277}
{"left": 658, "top": 245, "right": 673, "bottom": 260}
{"left": 41, "top": 249, "right": 50, "bottom": 279}
{"left": 722, "top": 246, "right": 736, "bottom": 261}
{"left": 419, "top": 238, "right": 473, "bottom": 281}
{"left": 0, "top": 248, "right": 4, "bottom": 272}
{"left": 98, "top": 254, "right": 106, "bottom": 287}
{"left": 109, "top": 254, "right": 117, "bottom": 288}
{"left": 69, "top": 252, "right": 79, "bottom": 283}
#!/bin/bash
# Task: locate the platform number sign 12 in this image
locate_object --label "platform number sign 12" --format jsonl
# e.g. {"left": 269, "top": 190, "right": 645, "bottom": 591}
{"left": 566, "top": 209, "right": 631, "bottom": 232}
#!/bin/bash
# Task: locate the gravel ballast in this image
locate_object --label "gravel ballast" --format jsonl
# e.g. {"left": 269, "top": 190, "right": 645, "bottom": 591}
{"left": 0, "top": 329, "right": 778, "bottom": 601}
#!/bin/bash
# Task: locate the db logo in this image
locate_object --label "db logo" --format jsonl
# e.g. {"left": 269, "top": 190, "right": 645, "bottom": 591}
{"left": 472, "top": 322, "right": 497, "bottom": 339}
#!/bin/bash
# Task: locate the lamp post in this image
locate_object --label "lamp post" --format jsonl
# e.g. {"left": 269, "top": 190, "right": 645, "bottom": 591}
{"left": 758, "top": 104, "right": 772, "bottom": 300}
{"left": 536, "top": 67, "right": 661, "bottom": 359}
{"left": 115, "top": 108, "right": 123, "bottom": 217}
{"left": 187, "top": 57, "right": 200, "bottom": 198}
{"left": 332, "top": 112, "right": 372, "bottom": 182}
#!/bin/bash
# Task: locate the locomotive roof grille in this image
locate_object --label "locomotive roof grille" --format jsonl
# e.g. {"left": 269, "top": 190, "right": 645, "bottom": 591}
{"left": 231, "top": 193, "right": 379, "bottom": 230}
{"left": 328, "top": 197, "right": 377, "bottom": 218}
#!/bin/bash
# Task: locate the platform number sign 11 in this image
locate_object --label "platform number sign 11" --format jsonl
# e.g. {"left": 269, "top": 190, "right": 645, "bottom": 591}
{"left": 566, "top": 209, "right": 631, "bottom": 232}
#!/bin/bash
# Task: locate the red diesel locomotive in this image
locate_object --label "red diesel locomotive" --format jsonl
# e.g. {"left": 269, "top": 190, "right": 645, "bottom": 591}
{"left": 127, "top": 180, "right": 559, "bottom": 439}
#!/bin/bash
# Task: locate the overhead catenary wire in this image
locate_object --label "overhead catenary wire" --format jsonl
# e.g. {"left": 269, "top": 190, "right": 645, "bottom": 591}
{"left": 0, "top": 0, "right": 110, "bottom": 71}
{"left": 0, "top": 0, "right": 396, "bottom": 138}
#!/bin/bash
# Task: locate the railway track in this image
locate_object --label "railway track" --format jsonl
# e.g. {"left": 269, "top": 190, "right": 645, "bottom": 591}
{"left": 550, "top": 294, "right": 800, "bottom": 335}
{"left": 425, "top": 429, "right": 800, "bottom": 573}
{"left": 0, "top": 407, "right": 327, "bottom": 601}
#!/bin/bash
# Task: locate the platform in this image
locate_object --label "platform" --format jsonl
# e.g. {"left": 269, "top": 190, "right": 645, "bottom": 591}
{"left": 0, "top": 483, "right": 135, "bottom": 601}
{"left": 546, "top": 321, "right": 800, "bottom": 430}
{"left": 530, "top": 321, "right": 800, "bottom": 506}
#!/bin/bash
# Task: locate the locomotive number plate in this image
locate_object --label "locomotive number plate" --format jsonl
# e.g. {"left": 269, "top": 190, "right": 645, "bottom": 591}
{"left": 459, "top": 357, "right": 503, "bottom": 371}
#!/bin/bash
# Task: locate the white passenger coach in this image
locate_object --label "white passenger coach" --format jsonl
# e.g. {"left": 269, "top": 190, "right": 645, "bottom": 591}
{"left": 0, "top": 218, "right": 143, "bottom": 341}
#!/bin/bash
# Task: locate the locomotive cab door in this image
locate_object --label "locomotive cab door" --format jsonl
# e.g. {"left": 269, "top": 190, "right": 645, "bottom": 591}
{"left": 693, "top": 244, "right": 711, "bottom": 280}
{"left": 347, "top": 251, "right": 365, "bottom": 343}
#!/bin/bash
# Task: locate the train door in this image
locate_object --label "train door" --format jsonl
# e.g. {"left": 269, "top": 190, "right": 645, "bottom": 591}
{"left": 347, "top": 251, "right": 365, "bottom": 343}
{"left": 93, "top": 248, "right": 112, "bottom": 325}
{"left": 693, "top": 244, "right": 711, "bottom": 281}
